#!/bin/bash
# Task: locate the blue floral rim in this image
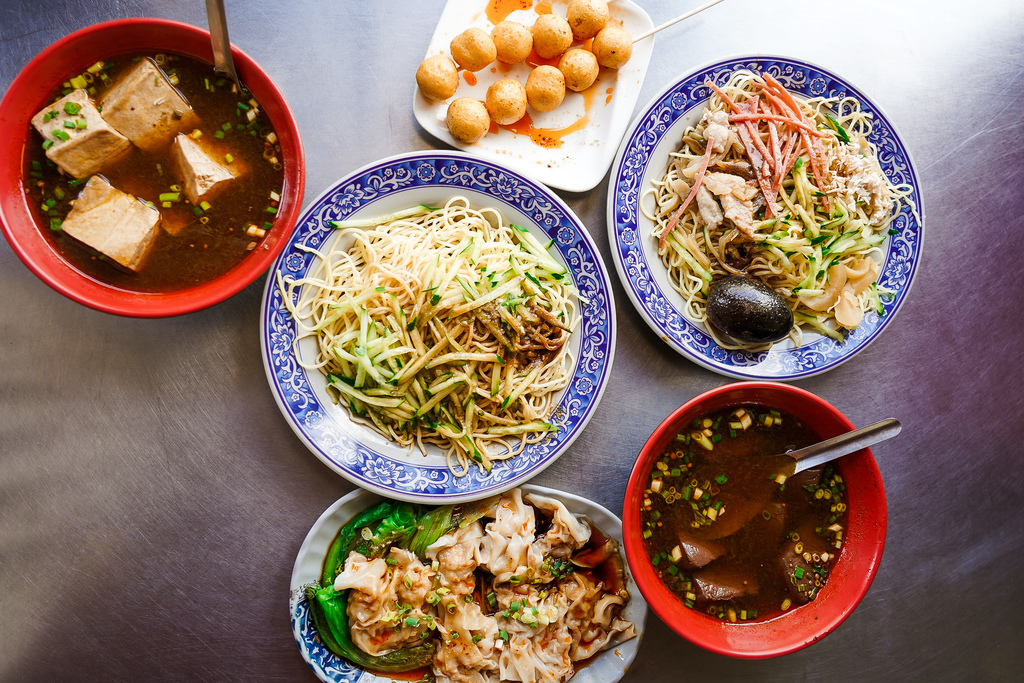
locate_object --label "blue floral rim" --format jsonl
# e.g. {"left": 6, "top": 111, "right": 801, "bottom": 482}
{"left": 608, "top": 56, "right": 924, "bottom": 380}
{"left": 261, "top": 151, "right": 615, "bottom": 502}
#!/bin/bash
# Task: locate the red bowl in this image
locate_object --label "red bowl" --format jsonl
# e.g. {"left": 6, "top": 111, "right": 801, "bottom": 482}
{"left": 622, "top": 381, "right": 887, "bottom": 658}
{"left": 0, "top": 18, "right": 304, "bottom": 317}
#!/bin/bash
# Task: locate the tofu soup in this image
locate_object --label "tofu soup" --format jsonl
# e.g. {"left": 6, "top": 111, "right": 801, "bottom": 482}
{"left": 26, "top": 53, "right": 285, "bottom": 292}
{"left": 639, "top": 405, "right": 849, "bottom": 622}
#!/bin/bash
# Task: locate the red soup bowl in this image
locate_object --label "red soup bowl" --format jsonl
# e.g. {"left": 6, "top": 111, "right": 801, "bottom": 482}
{"left": 0, "top": 18, "right": 304, "bottom": 317}
{"left": 622, "top": 381, "right": 887, "bottom": 658}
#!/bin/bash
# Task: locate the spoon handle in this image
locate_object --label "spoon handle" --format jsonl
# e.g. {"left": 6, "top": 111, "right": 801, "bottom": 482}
{"left": 205, "top": 0, "right": 240, "bottom": 87}
{"left": 790, "top": 418, "right": 902, "bottom": 473}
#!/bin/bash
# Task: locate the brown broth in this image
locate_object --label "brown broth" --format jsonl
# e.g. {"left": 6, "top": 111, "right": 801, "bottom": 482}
{"left": 25, "top": 53, "right": 285, "bottom": 292}
{"left": 639, "top": 405, "right": 849, "bottom": 622}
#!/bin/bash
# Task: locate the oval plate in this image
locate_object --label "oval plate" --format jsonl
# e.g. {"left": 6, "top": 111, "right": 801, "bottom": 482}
{"left": 261, "top": 151, "right": 615, "bottom": 503}
{"left": 289, "top": 485, "right": 648, "bottom": 683}
{"left": 607, "top": 55, "right": 924, "bottom": 379}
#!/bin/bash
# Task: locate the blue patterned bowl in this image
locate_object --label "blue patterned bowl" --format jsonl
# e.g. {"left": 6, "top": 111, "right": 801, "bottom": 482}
{"left": 260, "top": 151, "right": 615, "bottom": 503}
{"left": 607, "top": 56, "right": 924, "bottom": 380}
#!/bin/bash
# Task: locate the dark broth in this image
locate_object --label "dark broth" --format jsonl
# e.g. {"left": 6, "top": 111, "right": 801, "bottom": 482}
{"left": 640, "top": 405, "right": 849, "bottom": 622}
{"left": 25, "top": 52, "right": 285, "bottom": 292}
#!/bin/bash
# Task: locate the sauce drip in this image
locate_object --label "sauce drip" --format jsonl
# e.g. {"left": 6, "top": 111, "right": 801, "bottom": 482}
{"left": 497, "top": 74, "right": 602, "bottom": 148}
{"left": 486, "top": 0, "right": 533, "bottom": 24}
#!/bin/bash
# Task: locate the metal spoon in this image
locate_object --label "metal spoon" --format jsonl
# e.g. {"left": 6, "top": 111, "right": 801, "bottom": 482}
{"left": 205, "top": 0, "right": 244, "bottom": 92}
{"left": 690, "top": 418, "right": 901, "bottom": 540}
{"left": 785, "top": 418, "right": 902, "bottom": 474}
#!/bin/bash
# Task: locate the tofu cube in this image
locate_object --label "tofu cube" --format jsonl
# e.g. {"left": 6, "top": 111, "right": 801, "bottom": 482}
{"left": 30, "top": 90, "right": 131, "bottom": 179}
{"left": 61, "top": 176, "right": 161, "bottom": 272}
{"left": 99, "top": 59, "right": 198, "bottom": 152}
{"left": 172, "top": 133, "right": 237, "bottom": 205}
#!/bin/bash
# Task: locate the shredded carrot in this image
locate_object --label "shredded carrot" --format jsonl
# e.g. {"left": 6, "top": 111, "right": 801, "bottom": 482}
{"left": 734, "top": 112, "right": 778, "bottom": 218}
{"left": 737, "top": 98, "right": 775, "bottom": 175}
{"left": 771, "top": 129, "right": 800, "bottom": 195}
{"left": 704, "top": 78, "right": 740, "bottom": 113}
{"left": 762, "top": 73, "right": 831, "bottom": 211}
{"left": 659, "top": 136, "right": 717, "bottom": 249}
{"left": 763, "top": 101, "right": 782, "bottom": 170}
{"left": 798, "top": 129, "right": 830, "bottom": 210}
{"left": 727, "top": 112, "right": 822, "bottom": 135}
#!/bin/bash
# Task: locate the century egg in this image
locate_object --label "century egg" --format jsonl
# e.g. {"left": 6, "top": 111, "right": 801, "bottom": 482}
{"left": 706, "top": 275, "right": 793, "bottom": 343}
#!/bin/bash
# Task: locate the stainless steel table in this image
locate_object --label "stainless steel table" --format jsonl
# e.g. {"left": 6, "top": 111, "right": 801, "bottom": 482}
{"left": 2, "top": 1, "right": 1022, "bottom": 680}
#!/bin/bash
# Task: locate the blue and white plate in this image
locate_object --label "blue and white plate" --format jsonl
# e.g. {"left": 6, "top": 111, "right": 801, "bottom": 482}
{"left": 289, "top": 485, "right": 648, "bottom": 683}
{"left": 261, "top": 151, "right": 615, "bottom": 503}
{"left": 607, "top": 56, "right": 924, "bottom": 380}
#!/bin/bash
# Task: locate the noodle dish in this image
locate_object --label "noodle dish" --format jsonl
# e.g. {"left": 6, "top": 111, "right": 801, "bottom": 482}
{"left": 290, "top": 486, "right": 647, "bottom": 683}
{"left": 608, "top": 56, "right": 924, "bottom": 380}
{"left": 261, "top": 151, "right": 615, "bottom": 503}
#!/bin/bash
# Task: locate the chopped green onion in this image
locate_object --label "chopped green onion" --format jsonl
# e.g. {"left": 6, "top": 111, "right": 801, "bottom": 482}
{"left": 63, "top": 101, "right": 82, "bottom": 115}
{"left": 824, "top": 113, "right": 851, "bottom": 143}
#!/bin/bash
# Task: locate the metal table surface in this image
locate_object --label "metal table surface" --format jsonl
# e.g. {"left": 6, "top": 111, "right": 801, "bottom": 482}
{"left": 1, "top": 1, "right": 1021, "bottom": 681}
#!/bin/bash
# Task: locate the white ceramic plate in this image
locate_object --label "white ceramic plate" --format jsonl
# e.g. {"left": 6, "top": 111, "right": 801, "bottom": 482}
{"left": 261, "top": 151, "right": 615, "bottom": 503}
{"left": 290, "top": 484, "right": 648, "bottom": 683}
{"left": 607, "top": 55, "right": 924, "bottom": 380}
{"left": 413, "top": 0, "right": 654, "bottom": 193}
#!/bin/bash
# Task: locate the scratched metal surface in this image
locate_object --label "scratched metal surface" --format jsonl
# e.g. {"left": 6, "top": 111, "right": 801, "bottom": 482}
{"left": 1, "top": 1, "right": 1022, "bottom": 681}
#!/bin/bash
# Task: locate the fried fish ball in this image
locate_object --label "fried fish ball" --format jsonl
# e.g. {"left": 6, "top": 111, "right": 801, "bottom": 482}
{"left": 592, "top": 25, "right": 632, "bottom": 69}
{"left": 415, "top": 55, "right": 459, "bottom": 101}
{"left": 531, "top": 14, "right": 573, "bottom": 60}
{"left": 450, "top": 27, "right": 497, "bottom": 72}
{"left": 446, "top": 98, "right": 490, "bottom": 143}
{"left": 491, "top": 21, "right": 533, "bottom": 64}
{"left": 558, "top": 48, "right": 599, "bottom": 92}
{"left": 525, "top": 65, "right": 566, "bottom": 112}
{"left": 485, "top": 78, "right": 528, "bottom": 125}
{"left": 566, "top": 0, "right": 610, "bottom": 41}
